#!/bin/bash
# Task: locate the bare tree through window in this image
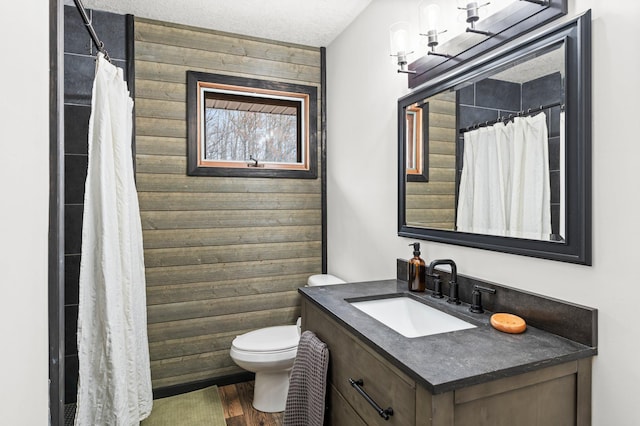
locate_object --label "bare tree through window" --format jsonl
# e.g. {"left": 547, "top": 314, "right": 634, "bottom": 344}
{"left": 203, "top": 91, "right": 301, "bottom": 164}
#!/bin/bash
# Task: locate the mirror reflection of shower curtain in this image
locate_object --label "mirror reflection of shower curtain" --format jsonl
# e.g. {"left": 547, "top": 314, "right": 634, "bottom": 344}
{"left": 75, "top": 53, "right": 153, "bottom": 425}
{"left": 457, "top": 113, "right": 551, "bottom": 240}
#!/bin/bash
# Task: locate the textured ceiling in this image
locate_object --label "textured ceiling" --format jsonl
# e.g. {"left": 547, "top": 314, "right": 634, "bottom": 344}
{"left": 75, "top": 0, "right": 372, "bottom": 47}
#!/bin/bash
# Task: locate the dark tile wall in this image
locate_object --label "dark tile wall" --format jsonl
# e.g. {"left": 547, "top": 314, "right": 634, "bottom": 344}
{"left": 457, "top": 79, "right": 521, "bottom": 130}
{"left": 456, "top": 73, "right": 563, "bottom": 239}
{"left": 63, "top": 5, "right": 130, "bottom": 403}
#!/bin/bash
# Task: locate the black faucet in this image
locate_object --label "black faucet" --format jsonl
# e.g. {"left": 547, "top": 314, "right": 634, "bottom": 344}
{"left": 426, "top": 259, "right": 460, "bottom": 304}
{"left": 469, "top": 285, "right": 496, "bottom": 313}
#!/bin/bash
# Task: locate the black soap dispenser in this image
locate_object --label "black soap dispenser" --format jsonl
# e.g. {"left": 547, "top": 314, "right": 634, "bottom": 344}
{"left": 408, "top": 242, "right": 426, "bottom": 292}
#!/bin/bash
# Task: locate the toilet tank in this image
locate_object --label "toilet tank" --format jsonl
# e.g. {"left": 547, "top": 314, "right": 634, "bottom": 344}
{"left": 307, "top": 274, "right": 346, "bottom": 287}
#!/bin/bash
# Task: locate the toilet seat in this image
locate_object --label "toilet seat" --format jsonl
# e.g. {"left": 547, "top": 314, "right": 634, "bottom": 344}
{"left": 230, "top": 346, "right": 298, "bottom": 365}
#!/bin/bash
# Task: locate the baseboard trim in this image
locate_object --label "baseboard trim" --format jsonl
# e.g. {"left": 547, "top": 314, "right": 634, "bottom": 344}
{"left": 153, "top": 372, "right": 255, "bottom": 399}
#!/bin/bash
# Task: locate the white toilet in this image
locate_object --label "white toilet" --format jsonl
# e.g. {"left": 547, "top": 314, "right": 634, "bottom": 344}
{"left": 229, "top": 273, "right": 346, "bottom": 412}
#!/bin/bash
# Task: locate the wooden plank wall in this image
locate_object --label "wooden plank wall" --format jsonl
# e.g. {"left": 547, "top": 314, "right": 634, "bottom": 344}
{"left": 406, "top": 91, "right": 456, "bottom": 229}
{"left": 134, "top": 18, "right": 323, "bottom": 390}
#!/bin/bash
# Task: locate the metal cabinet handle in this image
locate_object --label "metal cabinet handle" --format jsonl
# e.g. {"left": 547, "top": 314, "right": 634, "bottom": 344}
{"left": 348, "top": 378, "right": 394, "bottom": 421}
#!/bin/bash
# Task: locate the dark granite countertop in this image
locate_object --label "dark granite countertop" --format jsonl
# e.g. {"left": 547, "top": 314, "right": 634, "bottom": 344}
{"left": 299, "top": 279, "right": 597, "bottom": 394}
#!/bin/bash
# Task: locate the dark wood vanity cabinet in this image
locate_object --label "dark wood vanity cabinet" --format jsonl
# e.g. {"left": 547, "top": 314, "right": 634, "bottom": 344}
{"left": 302, "top": 299, "right": 593, "bottom": 426}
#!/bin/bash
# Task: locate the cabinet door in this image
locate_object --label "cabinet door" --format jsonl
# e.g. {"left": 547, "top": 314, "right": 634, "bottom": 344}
{"left": 453, "top": 362, "right": 579, "bottom": 426}
{"left": 304, "top": 301, "right": 416, "bottom": 426}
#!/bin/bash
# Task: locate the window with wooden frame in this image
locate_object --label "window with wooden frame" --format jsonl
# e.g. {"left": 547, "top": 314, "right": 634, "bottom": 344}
{"left": 187, "top": 71, "right": 317, "bottom": 178}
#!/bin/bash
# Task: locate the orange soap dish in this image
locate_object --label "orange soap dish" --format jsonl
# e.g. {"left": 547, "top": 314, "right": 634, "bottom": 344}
{"left": 490, "top": 313, "right": 527, "bottom": 334}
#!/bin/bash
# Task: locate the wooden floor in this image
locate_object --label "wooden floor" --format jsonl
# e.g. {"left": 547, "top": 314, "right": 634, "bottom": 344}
{"left": 219, "top": 381, "right": 283, "bottom": 426}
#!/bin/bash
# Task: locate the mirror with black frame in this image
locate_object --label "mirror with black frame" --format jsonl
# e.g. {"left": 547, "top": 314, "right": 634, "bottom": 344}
{"left": 398, "top": 11, "right": 591, "bottom": 265}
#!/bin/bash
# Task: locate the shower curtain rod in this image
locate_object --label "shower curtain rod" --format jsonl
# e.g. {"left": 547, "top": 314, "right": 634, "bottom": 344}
{"left": 459, "top": 101, "right": 564, "bottom": 133}
{"left": 73, "top": 0, "right": 111, "bottom": 62}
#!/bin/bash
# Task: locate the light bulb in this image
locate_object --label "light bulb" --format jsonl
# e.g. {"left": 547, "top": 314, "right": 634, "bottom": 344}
{"left": 419, "top": 2, "right": 441, "bottom": 33}
{"left": 389, "top": 21, "right": 412, "bottom": 54}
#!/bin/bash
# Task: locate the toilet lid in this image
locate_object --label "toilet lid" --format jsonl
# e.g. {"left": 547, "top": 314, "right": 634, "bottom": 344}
{"left": 232, "top": 325, "right": 300, "bottom": 352}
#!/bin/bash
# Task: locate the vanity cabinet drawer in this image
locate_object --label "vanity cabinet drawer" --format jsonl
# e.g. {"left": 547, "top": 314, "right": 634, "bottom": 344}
{"left": 303, "top": 300, "right": 416, "bottom": 426}
{"left": 327, "top": 383, "right": 368, "bottom": 426}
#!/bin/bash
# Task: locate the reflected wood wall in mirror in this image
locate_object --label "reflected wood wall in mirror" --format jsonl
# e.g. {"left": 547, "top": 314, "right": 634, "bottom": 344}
{"left": 406, "top": 92, "right": 456, "bottom": 229}
{"left": 398, "top": 11, "right": 591, "bottom": 265}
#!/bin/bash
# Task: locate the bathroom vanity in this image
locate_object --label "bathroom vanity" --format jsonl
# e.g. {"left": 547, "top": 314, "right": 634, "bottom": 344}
{"left": 300, "top": 280, "right": 596, "bottom": 426}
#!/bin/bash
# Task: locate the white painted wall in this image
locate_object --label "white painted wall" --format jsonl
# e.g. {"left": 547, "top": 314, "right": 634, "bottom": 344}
{"left": 327, "top": 0, "right": 640, "bottom": 424}
{"left": 0, "top": 0, "right": 51, "bottom": 424}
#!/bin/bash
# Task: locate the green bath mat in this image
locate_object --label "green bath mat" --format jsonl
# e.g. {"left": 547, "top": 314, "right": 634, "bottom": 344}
{"left": 142, "top": 385, "right": 226, "bottom": 426}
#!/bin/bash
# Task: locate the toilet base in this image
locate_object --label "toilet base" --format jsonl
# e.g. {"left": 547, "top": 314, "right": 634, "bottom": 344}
{"left": 252, "top": 370, "right": 292, "bottom": 413}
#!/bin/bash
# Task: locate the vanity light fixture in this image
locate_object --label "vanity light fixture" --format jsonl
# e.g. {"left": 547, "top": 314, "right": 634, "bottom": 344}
{"left": 457, "top": 1, "right": 492, "bottom": 35}
{"left": 418, "top": 2, "right": 451, "bottom": 58}
{"left": 389, "top": 21, "right": 416, "bottom": 74}
{"left": 392, "top": 0, "right": 557, "bottom": 78}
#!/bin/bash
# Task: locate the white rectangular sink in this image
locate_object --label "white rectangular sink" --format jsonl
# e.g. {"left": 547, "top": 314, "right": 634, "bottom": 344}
{"left": 350, "top": 296, "right": 476, "bottom": 338}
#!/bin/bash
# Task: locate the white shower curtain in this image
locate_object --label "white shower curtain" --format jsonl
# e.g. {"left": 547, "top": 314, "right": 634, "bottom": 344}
{"left": 75, "top": 53, "right": 153, "bottom": 426}
{"left": 457, "top": 113, "right": 551, "bottom": 240}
